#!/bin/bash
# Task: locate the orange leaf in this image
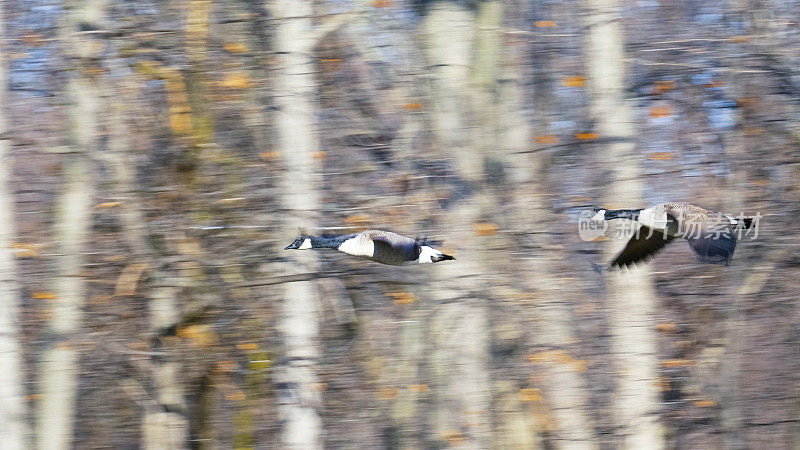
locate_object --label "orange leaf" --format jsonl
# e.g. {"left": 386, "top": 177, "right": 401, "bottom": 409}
{"left": 402, "top": 102, "right": 422, "bottom": 110}
{"left": 11, "top": 242, "right": 39, "bottom": 258}
{"left": 443, "top": 430, "right": 466, "bottom": 446}
{"left": 654, "top": 376, "right": 671, "bottom": 391}
{"left": 654, "top": 80, "right": 675, "bottom": 93}
{"left": 656, "top": 323, "right": 677, "bottom": 332}
{"left": 576, "top": 133, "right": 598, "bottom": 140}
{"left": 529, "top": 350, "right": 587, "bottom": 372}
{"left": 219, "top": 72, "right": 253, "bottom": 89}
{"left": 321, "top": 58, "right": 341, "bottom": 62}
{"left": 344, "top": 214, "right": 370, "bottom": 226}
{"left": 729, "top": 36, "right": 749, "bottom": 43}
{"left": 32, "top": 292, "right": 55, "bottom": 300}
{"left": 534, "top": 20, "right": 557, "bottom": 28}
{"left": 562, "top": 76, "right": 586, "bottom": 87}
{"left": 660, "top": 358, "right": 695, "bottom": 368}
{"left": 535, "top": 135, "right": 558, "bottom": 145}
{"left": 177, "top": 324, "right": 218, "bottom": 347}
{"left": 519, "top": 388, "right": 542, "bottom": 403}
{"left": 694, "top": 400, "right": 716, "bottom": 407}
{"left": 378, "top": 387, "right": 398, "bottom": 400}
{"left": 236, "top": 343, "right": 259, "bottom": 351}
{"left": 474, "top": 222, "right": 499, "bottom": 236}
{"left": 225, "top": 390, "right": 246, "bottom": 402}
{"left": 259, "top": 151, "right": 281, "bottom": 160}
{"left": 373, "top": 0, "right": 393, "bottom": 7}
{"left": 649, "top": 105, "right": 672, "bottom": 118}
{"left": 387, "top": 292, "right": 416, "bottom": 304}
{"left": 223, "top": 42, "right": 248, "bottom": 53}
{"left": 96, "top": 202, "right": 121, "bottom": 208}
{"left": 311, "top": 151, "right": 327, "bottom": 160}
{"left": 648, "top": 152, "right": 674, "bottom": 161}
{"left": 407, "top": 384, "right": 429, "bottom": 393}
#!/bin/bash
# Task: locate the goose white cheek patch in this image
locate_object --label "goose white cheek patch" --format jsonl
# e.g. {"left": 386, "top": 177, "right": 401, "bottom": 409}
{"left": 418, "top": 246, "right": 441, "bottom": 264}
{"left": 298, "top": 238, "right": 312, "bottom": 249}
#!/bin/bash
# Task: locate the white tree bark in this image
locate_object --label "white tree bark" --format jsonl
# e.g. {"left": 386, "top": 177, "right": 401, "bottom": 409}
{"left": 0, "top": 1, "right": 31, "bottom": 447}
{"left": 422, "top": 4, "right": 491, "bottom": 448}
{"left": 583, "top": 1, "right": 664, "bottom": 448}
{"left": 36, "top": 2, "right": 105, "bottom": 448}
{"left": 496, "top": 10, "right": 596, "bottom": 447}
{"left": 268, "top": 1, "right": 323, "bottom": 448}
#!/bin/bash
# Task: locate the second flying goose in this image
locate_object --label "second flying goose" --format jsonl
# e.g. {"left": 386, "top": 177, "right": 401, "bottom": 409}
{"left": 591, "top": 202, "right": 755, "bottom": 269}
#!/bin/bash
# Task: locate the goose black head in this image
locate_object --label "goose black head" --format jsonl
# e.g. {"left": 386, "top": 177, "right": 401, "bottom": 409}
{"left": 593, "top": 208, "right": 640, "bottom": 221}
{"left": 284, "top": 236, "right": 313, "bottom": 250}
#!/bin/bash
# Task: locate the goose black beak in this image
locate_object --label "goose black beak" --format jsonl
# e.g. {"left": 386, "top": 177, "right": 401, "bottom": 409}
{"left": 433, "top": 254, "right": 455, "bottom": 263}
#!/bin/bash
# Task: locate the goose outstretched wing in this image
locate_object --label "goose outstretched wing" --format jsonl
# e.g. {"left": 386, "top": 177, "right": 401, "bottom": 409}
{"left": 611, "top": 225, "right": 675, "bottom": 269}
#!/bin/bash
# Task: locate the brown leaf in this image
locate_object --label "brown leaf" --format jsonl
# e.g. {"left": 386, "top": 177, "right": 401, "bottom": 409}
{"left": 519, "top": 388, "right": 542, "bottom": 403}
{"left": 114, "top": 263, "right": 149, "bottom": 297}
{"left": 223, "top": 42, "right": 248, "bottom": 53}
{"left": 474, "top": 222, "right": 499, "bottom": 236}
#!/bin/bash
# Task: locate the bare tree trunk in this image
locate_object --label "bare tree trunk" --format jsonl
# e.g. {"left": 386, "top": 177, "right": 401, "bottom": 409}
{"left": 421, "top": 3, "right": 491, "bottom": 448}
{"left": 495, "top": 9, "right": 596, "bottom": 447}
{"left": 0, "top": 1, "right": 31, "bottom": 447}
{"left": 36, "top": 2, "right": 105, "bottom": 448}
{"left": 100, "top": 77, "right": 189, "bottom": 447}
{"left": 269, "top": 1, "right": 323, "bottom": 448}
{"left": 583, "top": 1, "right": 664, "bottom": 448}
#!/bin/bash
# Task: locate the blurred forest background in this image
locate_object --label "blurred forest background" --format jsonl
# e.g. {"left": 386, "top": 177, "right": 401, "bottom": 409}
{"left": 1, "top": 0, "right": 799, "bottom": 448}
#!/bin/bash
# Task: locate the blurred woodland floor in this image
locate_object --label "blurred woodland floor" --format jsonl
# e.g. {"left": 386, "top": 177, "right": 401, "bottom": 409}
{"left": 3, "top": 0, "right": 800, "bottom": 448}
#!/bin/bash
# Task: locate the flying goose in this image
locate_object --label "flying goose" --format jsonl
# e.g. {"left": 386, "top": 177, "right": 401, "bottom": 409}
{"left": 591, "top": 202, "right": 755, "bottom": 269}
{"left": 284, "top": 230, "right": 455, "bottom": 266}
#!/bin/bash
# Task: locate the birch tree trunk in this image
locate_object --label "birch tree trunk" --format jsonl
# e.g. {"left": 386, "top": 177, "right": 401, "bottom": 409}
{"left": 0, "top": 1, "right": 30, "bottom": 447}
{"left": 269, "top": 1, "right": 323, "bottom": 448}
{"left": 583, "top": 1, "right": 664, "bottom": 448}
{"left": 421, "top": 3, "right": 491, "bottom": 447}
{"left": 99, "top": 77, "right": 189, "bottom": 448}
{"left": 495, "top": 11, "right": 597, "bottom": 447}
{"left": 36, "top": 1, "right": 104, "bottom": 448}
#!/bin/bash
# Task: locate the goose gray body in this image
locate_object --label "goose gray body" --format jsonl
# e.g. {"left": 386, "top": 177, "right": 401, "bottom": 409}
{"left": 592, "top": 202, "right": 756, "bottom": 269}
{"left": 284, "top": 230, "right": 455, "bottom": 266}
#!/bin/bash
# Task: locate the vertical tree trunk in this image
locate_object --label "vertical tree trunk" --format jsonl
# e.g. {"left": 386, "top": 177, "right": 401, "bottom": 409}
{"left": 268, "top": 1, "right": 323, "bottom": 448}
{"left": 36, "top": 2, "right": 104, "bottom": 448}
{"left": 421, "top": 3, "right": 491, "bottom": 448}
{"left": 0, "top": 1, "right": 31, "bottom": 447}
{"left": 583, "top": 1, "right": 664, "bottom": 448}
{"left": 100, "top": 84, "right": 189, "bottom": 447}
{"left": 496, "top": 10, "right": 597, "bottom": 448}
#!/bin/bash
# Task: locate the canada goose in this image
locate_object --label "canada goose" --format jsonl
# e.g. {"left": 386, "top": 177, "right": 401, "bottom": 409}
{"left": 590, "top": 202, "right": 756, "bottom": 269}
{"left": 284, "top": 230, "right": 455, "bottom": 266}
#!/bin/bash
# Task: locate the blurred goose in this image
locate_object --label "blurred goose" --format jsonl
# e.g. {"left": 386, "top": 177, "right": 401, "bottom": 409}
{"left": 591, "top": 202, "right": 755, "bottom": 269}
{"left": 284, "top": 230, "right": 455, "bottom": 266}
